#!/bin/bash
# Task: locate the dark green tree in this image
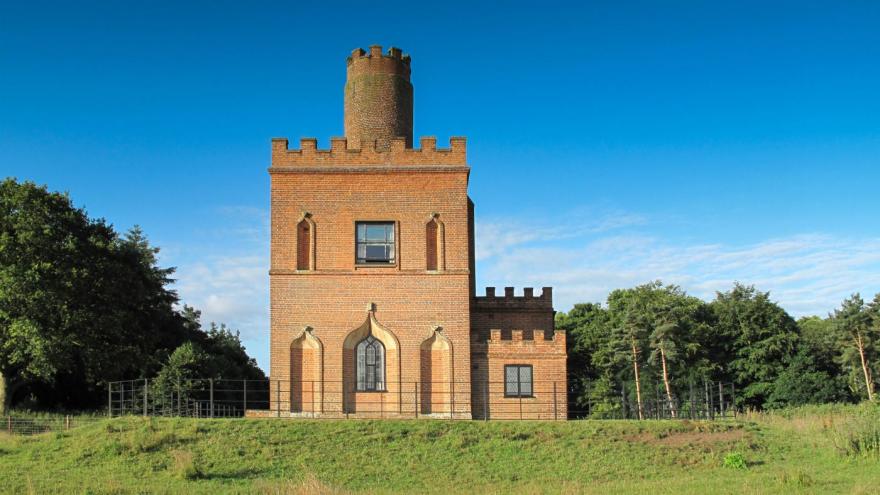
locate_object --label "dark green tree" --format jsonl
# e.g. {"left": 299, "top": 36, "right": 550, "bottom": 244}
{"left": 832, "top": 294, "right": 877, "bottom": 401}
{"left": 0, "top": 179, "right": 141, "bottom": 413}
{"left": 557, "top": 303, "right": 616, "bottom": 417}
{"left": 765, "top": 347, "right": 850, "bottom": 408}
{"left": 0, "top": 179, "right": 263, "bottom": 413}
{"left": 710, "top": 283, "right": 798, "bottom": 409}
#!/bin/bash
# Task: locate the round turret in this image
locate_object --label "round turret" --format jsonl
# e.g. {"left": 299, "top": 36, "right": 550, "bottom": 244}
{"left": 344, "top": 45, "right": 413, "bottom": 149}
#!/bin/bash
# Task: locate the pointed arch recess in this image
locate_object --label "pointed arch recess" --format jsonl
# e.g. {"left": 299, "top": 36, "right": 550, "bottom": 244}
{"left": 296, "top": 213, "right": 316, "bottom": 271}
{"left": 426, "top": 214, "right": 445, "bottom": 271}
{"left": 342, "top": 312, "right": 401, "bottom": 414}
{"left": 290, "top": 327, "right": 323, "bottom": 414}
{"left": 419, "top": 326, "right": 453, "bottom": 414}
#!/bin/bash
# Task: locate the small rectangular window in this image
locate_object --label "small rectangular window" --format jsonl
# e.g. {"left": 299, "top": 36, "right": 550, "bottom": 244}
{"left": 504, "top": 365, "right": 533, "bottom": 397}
{"left": 356, "top": 222, "right": 395, "bottom": 264}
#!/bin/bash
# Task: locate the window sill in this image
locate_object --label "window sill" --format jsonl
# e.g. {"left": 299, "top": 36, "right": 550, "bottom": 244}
{"left": 354, "top": 389, "right": 388, "bottom": 393}
{"left": 354, "top": 263, "right": 398, "bottom": 269}
{"left": 503, "top": 395, "right": 535, "bottom": 399}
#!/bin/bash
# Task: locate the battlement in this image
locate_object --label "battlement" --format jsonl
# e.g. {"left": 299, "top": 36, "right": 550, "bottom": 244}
{"left": 348, "top": 45, "right": 411, "bottom": 63}
{"left": 487, "top": 328, "right": 566, "bottom": 347}
{"left": 473, "top": 287, "right": 553, "bottom": 310}
{"left": 347, "top": 45, "right": 411, "bottom": 78}
{"left": 470, "top": 326, "right": 566, "bottom": 349}
{"left": 270, "top": 136, "right": 467, "bottom": 167}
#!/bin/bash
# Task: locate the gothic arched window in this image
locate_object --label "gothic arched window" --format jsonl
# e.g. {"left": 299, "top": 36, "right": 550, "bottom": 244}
{"left": 356, "top": 335, "right": 385, "bottom": 391}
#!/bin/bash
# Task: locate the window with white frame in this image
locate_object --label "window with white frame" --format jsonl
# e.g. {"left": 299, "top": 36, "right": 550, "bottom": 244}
{"left": 356, "top": 222, "right": 395, "bottom": 264}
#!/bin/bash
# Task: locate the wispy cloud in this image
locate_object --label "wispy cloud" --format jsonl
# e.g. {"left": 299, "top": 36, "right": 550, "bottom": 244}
{"left": 477, "top": 217, "right": 880, "bottom": 317}
{"left": 475, "top": 210, "right": 646, "bottom": 260}
{"left": 161, "top": 206, "right": 270, "bottom": 369}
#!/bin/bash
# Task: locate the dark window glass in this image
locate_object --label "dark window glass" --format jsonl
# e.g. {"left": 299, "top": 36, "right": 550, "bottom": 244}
{"left": 504, "top": 365, "right": 533, "bottom": 397}
{"left": 356, "top": 335, "right": 385, "bottom": 391}
{"left": 356, "top": 222, "right": 395, "bottom": 264}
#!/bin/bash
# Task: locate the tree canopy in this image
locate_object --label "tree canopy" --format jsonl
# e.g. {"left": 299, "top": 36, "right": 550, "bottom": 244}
{"left": 0, "top": 179, "right": 264, "bottom": 414}
{"left": 562, "top": 280, "right": 871, "bottom": 416}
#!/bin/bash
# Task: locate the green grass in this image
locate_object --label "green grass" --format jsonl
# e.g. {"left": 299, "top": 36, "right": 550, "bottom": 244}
{"left": 1, "top": 404, "right": 878, "bottom": 494}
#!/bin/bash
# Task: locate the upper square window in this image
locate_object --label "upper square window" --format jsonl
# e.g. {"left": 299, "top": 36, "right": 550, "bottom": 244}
{"left": 356, "top": 222, "right": 395, "bottom": 264}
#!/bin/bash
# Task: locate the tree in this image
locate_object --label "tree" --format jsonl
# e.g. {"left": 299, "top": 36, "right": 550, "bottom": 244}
{"left": 608, "top": 284, "right": 661, "bottom": 420}
{"left": 649, "top": 304, "right": 680, "bottom": 418}
{"left": 832, "top": 294, "right": 877, "bottom": 401}
{"left": 558, "top": 303, "right": 615, "bottom": 417}
{"left": 765, "top": 346, "right": 850, "bottom": 408}
{"left": 620, "top": 309, "right": 647, "bottom": 419}
{"left": 0, "top": 179, "right": 129, "bottom": 414}
{"left": 710, "top": 283, "right": 798, "bottom": 409}
{"left": 0, "top": 179, "right": 262, "bottom": 413}
{"left": 180, "top": 307, "right": 265, "bottom": 382}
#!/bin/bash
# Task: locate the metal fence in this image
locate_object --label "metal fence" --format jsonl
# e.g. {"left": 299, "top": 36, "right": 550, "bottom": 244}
{"left": 571, "top": 379, "right": 738, "bottom": 420}
{"left": 106, "top": 378, "right": 737, "bottom": 421}
{"left": 2, "top": 415, "right": 101, "bottom": 435}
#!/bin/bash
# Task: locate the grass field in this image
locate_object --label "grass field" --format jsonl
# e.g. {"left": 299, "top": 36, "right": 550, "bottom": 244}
{"left": 1, "top": 404, "right": 878, "bottom": 494}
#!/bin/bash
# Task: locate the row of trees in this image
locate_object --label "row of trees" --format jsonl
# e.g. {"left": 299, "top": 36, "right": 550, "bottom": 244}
{"left": 0, "top": 179, "right": 264, "bottom": 414}
{"left": 559, "top": 281, "right": 879, "bottom": 416}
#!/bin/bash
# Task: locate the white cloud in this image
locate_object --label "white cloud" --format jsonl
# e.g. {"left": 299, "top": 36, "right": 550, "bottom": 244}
{"left": 475, "top": 210, "right": 646, "bottom": 260}
{"left": 477, "top": 218, "right": 880, "bottom": 317}
{"left": 161, "top": 207, "right": 270, "bottom": 370}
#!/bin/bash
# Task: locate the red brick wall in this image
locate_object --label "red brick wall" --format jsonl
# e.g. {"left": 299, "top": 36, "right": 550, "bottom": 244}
{"left": 269, "top": 152, "right": 473, "bottom": 418}
{"left": 470, "top": 288, "right": 567, "bottom": 419}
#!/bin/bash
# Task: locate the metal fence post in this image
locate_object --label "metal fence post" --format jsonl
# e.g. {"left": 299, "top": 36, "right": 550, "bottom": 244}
{"left": 243, "top": 380, "right": 248, "bottom": 416}
{"left": 143, "top": 378, "right": 148, "bottom": 417}
{"left": 484, "top": 381, "right": 489, "bottom": 421}
{"left": 414, "top": 382, "right": 419, "bottom": 418}
{"left": 107, "top": 382, "right": 112, "bottom": 417}
{"left": 209, "top": 379, "right": 214, "bottom": 418}
{"left": 276, "top": 380, "right": 281, "bottom": 418}
{"left": 553, "top": 381, "right": 558, "bottom": 420}
{"left": 177, "top": 378, "right": 182, "bottom": 416}
{"left": 718, "top": 382, "right": 725, "bottom": 418}
{"left": 731, "top": 382, "right": 737, "bottom": 418}
{"left": 450, "top": 380, "right": 454, "bottom": 420}
{"left": 703, "top": 379, "right": 710, "bottom": 419}
{"left": 7, "top": 416, "right": 11, "bottom": 434}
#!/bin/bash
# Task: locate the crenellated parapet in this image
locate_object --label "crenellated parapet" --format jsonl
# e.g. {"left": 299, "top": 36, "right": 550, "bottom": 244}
{"left": 347, "top": 45, "right": 411, "bottom": 78}
{"left": 473, "top": 287, "right": 553, "bottom": 311}
{"left": 470, "top": 327, "right": 566, "bottom": 354}
{"left": 270, "top": 136, "right": 468, "bottom": 168}
{"left": 488, "top": 328, "right": 566, "bottom": 346}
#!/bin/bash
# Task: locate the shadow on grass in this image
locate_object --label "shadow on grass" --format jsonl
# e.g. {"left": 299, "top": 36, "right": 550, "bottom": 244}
{"left": 200, "top": 467, "right": 265, "bottom": 480}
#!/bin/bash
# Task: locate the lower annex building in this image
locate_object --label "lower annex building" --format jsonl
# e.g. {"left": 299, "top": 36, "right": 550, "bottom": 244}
{"left": 261, "top": 45, "right": 567, "bottom": 419}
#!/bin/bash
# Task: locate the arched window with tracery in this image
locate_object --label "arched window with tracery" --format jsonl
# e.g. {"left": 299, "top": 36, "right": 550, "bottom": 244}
{"left": 356, "top": 335, "right": 385, "bottom": 391}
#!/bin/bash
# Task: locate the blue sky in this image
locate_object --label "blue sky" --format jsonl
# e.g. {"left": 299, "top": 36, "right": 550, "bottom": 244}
{"left": 2, "top": 1, "right": 879, "bottom": 370}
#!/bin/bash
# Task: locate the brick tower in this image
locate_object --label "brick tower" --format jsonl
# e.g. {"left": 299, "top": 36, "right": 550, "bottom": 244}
{"left": 344, "top": 45, "right": 414, "bottom": 149}
{"left": 265, "top": 45, "right": 566, "bottom": 420}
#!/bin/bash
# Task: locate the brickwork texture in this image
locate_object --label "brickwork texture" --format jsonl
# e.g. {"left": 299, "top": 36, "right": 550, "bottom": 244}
{"left": 267, "top": 45, "right": 566, "bottom": 420}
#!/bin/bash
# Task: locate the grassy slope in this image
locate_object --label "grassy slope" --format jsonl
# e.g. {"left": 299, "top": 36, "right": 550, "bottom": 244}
{"left": 0, "top": 408, "right": 877, "bottom": 494}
